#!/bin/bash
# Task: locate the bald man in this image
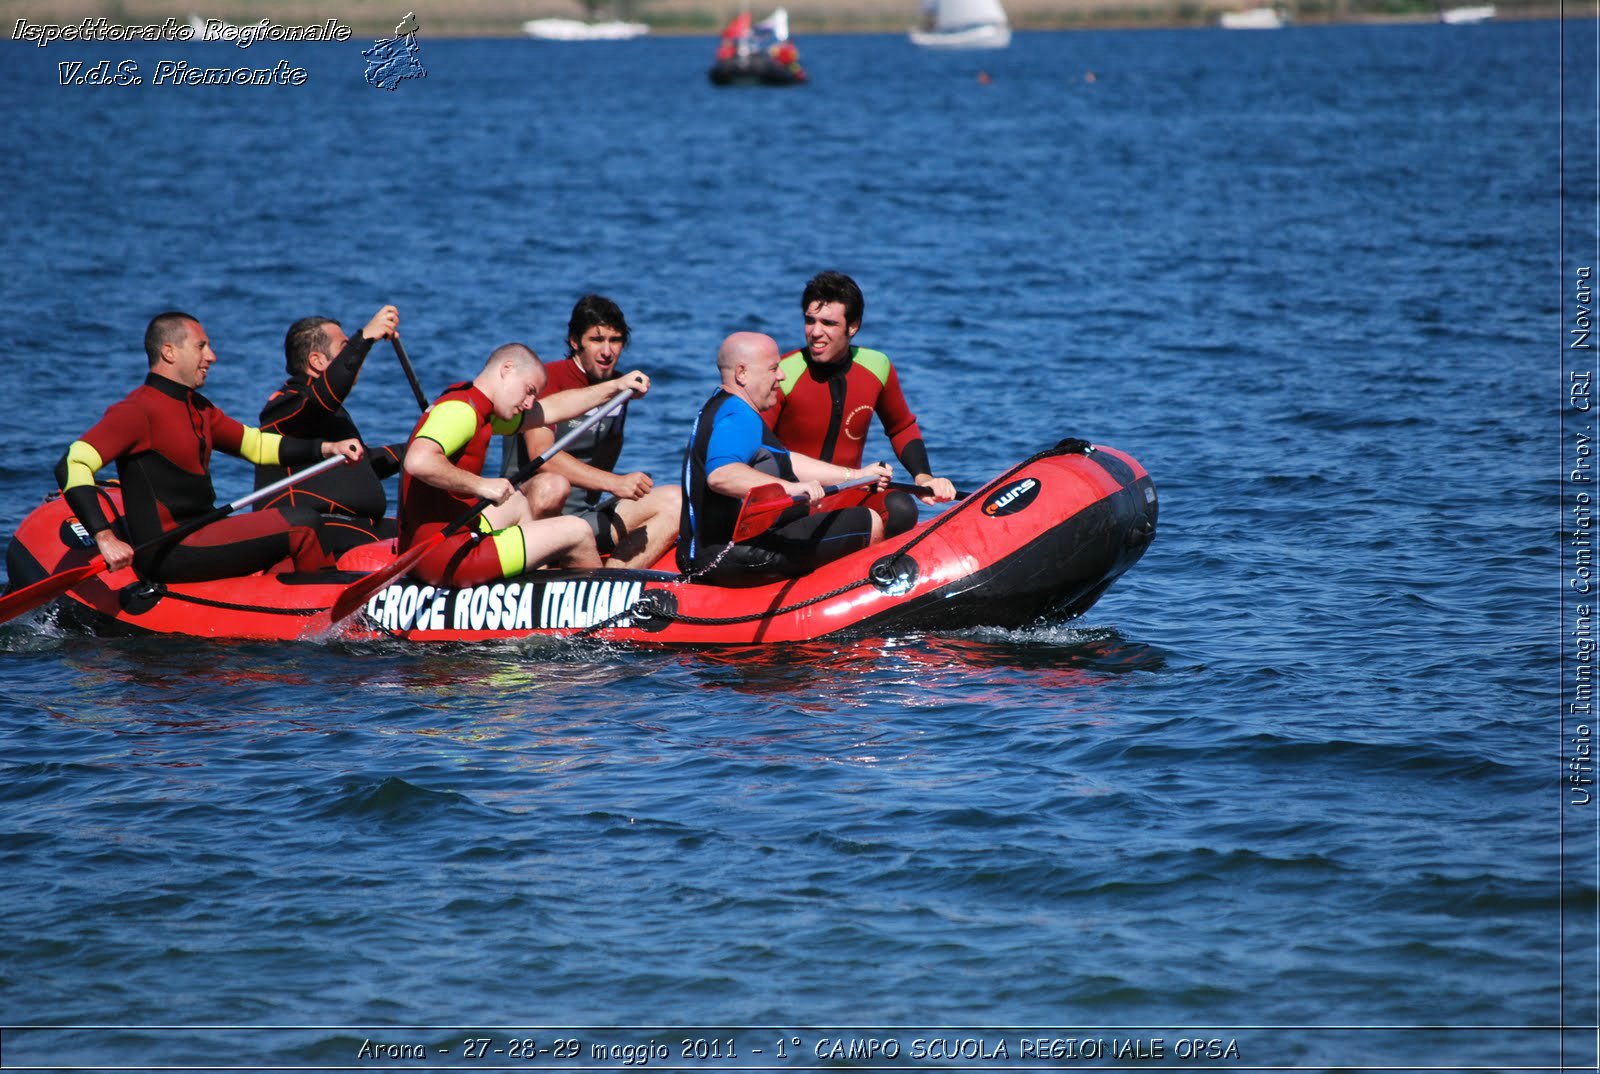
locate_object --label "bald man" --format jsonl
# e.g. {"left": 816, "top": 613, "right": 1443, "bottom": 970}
{"left": 398, "top": 343, "right": 648, "bottom": 588}
{"left": 678, "top": 332, "right": 889, "bottom": 583}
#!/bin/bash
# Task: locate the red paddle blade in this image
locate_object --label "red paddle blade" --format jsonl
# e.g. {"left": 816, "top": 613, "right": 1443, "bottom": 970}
{"left": 732, "top": 484, "right": 802, "bottom": 543}
{"left": 325, "top": 535, "right": 439, "bottom": 625}
{"left": 0, "top": 558, "right": 107, "bottom": 626}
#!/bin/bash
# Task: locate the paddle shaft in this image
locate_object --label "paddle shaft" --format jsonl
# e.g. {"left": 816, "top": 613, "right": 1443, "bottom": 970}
{"left": 0, "top": 453, "right": 351, "bottom": 625}
{"left": 392, "top": 335, "right": 429, "bottom": 412}
{"left": 887, "top": 480, "right": 973, "bottom": 499}
{"left": 323, "top": 388, "right": 635, "bottom": 626}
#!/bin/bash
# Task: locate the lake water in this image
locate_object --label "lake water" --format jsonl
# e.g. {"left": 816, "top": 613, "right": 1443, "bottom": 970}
{"left": 0, "top": 18, "right": 1593, "bottom": 1072}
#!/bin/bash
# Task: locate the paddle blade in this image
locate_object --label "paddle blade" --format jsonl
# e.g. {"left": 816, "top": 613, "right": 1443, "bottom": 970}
{"left": 326, "top": 535, "right": 439, "bottom": 626}
{"left": 0, "top": 558, "right": 106, "bottom": 625}
{"left": 731, "top": 484, "right": 801, "bottom": 543}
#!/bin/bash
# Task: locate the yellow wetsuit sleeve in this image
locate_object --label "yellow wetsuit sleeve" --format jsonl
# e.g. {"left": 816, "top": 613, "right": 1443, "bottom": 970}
{"left": 415, "top": 399, "right": 482, "bottom": 457}
{"left": 62, "top": 440, "right": 106, "bottom": 492}
{"left": 236, "top": 427, "right": 284, "bottom": 466}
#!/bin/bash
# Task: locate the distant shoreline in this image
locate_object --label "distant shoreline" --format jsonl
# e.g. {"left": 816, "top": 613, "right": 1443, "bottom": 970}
{"left": 0, "top": 1, "right": 1565, "bottom": 39}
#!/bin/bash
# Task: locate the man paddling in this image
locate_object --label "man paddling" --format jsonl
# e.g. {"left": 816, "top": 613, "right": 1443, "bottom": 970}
{"left": 762, "top": 271, "right": 956, "bottom": 536}
{"left": 255, "top": 304, "right": 407, "bottom": 552}
{"left": 679, "top": 331, "right": 890, "bottom": 583}
{"left": 399, "top": 343, "right": 649, "bottom": 588}
{"left": 59, "top": 311, "right": 364, "bottom": 581}
{"left": 502, "top": 295, "right": 681, "bottom": 570}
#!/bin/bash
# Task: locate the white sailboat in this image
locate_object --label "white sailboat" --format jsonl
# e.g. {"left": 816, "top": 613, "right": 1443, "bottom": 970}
{"left": 909, "top": 0, "right": 1011, "bottom": 49}
{"left": 522, "top": 17, "right": 649, "bottom": 39}
{"left": 186, "top": 14, "right": 244, "bottom": 39}
{"left": 1438, "top": 3, "right": 1494, "bottom": 21}
{"left": 1218, "top": 5, "right": 1288, "bottom": 27}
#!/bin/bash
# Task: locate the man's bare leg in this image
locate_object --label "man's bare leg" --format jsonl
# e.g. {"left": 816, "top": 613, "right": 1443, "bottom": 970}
{"left": 522, "top": 472, "right": 571, "bottom": 518}
{"left": 604, "top": 485, "right": 683, "bottom": 569}
{"left": 519, "top": 516, "right": 601, "bottom": 570}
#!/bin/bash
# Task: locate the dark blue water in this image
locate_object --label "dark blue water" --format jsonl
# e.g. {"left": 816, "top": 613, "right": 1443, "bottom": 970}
{"left": 1, "top": 20, "right": 1592, "bottom": 1071}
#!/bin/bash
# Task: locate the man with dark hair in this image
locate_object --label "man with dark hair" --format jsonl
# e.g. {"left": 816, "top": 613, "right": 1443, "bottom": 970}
{"left": 401, "top": 343, "right": 650, "bottom": 588}
{"left": 255, "top": 304, "right": 404, "bottom": 551}
{"left": 503, "top": 295, "right": 680, "bottom": 569}
{"left": 59, "top": 312, "right": 364, "bottom": 582}
{"left": 679, "top": 331, "right": 889, "bottom": 583}
{"left": 762, "top": 270, "right": 956, "bottom": 536}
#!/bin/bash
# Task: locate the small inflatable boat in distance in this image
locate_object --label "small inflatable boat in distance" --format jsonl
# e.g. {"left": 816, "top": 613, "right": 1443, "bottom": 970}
{"left": 3, "top": 439, "right": 1157, "bottom": 645}
{"left": 709, "top": 7, "right": 806, "bottom": 86}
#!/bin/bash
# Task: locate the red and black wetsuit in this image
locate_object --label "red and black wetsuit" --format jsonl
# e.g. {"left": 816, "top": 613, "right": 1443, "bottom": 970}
{"left": 761, "top": 345, "right": 934, "bottom": 477}
{"left": 256, "top": 333, "right": 403, "bottom": 550}
{"left": 762, "top": 345, "right": 934, "bottom": 536}
{"left": 62, "top": 373, "right": 335, "bottom": 582}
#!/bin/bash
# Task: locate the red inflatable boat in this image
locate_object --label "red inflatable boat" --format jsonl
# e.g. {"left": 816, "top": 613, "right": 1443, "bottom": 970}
{"left": 4, "top": 439, "right": 1157, "bottom": 645}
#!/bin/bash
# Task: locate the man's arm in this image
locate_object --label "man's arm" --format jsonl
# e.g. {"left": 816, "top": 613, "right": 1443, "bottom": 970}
{"left": 785, "top": 451, "right": 891, "bottom": 490}
{"left": 369, "top": 442, "right": 406, "bottom": 481}
{"left": 59, "top": 401, "right": 147, "bottom": 571}
{"left": 874, "top": 362, "right": 955, "bottom": 502}
{"left": 528, "top": 370, "right": 649, "bottom": 428}
{"left": 60, "top": 439, "right": 134, "bottom": 571}
{"left": 708, "top": 461, "right": 820, "bottom": 503}
{"left": 228, "top": 423, "right": 364, "bottom": 468}
{"left": 404, "top": 437, "right": 516, "bottom": 506}
{"left": 313, "top": 335, "right": 375, "bottom": 411}
{"left": 703, "top": 403, "right": 888, "bottom": 504}
{"left": 519, "top": 425, "right": 653, "bottom": 500}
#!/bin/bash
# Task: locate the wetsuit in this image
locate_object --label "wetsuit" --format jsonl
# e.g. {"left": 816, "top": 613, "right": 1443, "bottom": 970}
{"left": 255, "top": 333, "right": 403, "bottom": 551}
{"left": 398, "top": 382, "right": 527, "bottom": 588}
{"left": 678, "top": 389, "right": 876, "bottom": 584}
{"left": 762, "top": 346, "right": 934, "bottom": 535}
{"left": 61, "top": 373, "right": 335, "bottom": 583}
{"left": 764, "top": 346, "right": 933, "bottom": 473}
{"left": 500, "top": 357, "right": 630, "bottom": 553}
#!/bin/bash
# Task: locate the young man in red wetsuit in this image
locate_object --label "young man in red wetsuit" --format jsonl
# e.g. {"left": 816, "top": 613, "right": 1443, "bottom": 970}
{"left": 502, "top": 295, "right": 681, "bottom": 570}
{"left": 762, "top": 271, "right": 957, "bottom": 535}
{"left": 399, "top": 343, "right": 649, "bottom": 588}
{"left": 60, "top": 312, "right": 365, "bottom": 582}
{"left": 255, "top": 304, "right": 407, "bottom": 553}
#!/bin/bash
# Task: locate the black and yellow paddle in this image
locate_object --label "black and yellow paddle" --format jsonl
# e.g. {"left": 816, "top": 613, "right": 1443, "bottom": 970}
{"left": 0, "top": 454, "right": 352, "bottom": 626}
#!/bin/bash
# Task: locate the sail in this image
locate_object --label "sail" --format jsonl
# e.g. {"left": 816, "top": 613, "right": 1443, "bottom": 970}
{"left": 754, "top": 7, "right": 789, "bottom": 40}
{"left": 719, "top": 10, "right": 752, "bottom": 38}
{"left": 930, "top": 0, "right": 1007, "bottom": 29}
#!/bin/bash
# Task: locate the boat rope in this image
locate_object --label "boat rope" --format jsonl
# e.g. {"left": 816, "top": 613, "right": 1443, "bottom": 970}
{"left": 575, "top": 438, "right": 1095, "bottom": 638}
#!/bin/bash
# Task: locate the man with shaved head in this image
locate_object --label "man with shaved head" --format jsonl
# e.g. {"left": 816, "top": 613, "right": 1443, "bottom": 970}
{"left": 398, "top": 342, "right": 649, "bottom": 588}
{"left": 679, "top": 332, "right": 890, "bottom": 583}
